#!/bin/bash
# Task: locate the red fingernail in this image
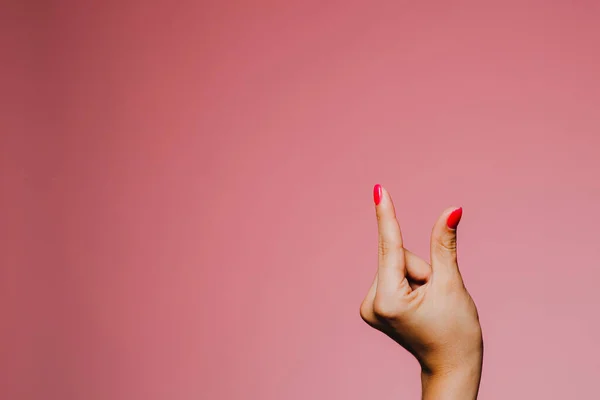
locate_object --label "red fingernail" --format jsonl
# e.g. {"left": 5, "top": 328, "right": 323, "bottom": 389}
{"left": 447, "top": 207, "right": 463, "bottom": 229}
{"left": 373, "top": 184, "right": 382, "bottom": 205}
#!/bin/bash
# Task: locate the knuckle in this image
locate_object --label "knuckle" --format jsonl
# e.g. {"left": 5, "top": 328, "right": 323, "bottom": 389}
{"left": 378, "top": 238, "right": 401, "bottom": 258}
{"left": 435, "top": 236, "right": 457, "bottom": 253}
{"left": 378, "top": 238, "right": 389, "bottom": 257}
{"left": 372, "top": 296, "right": 399, "bottom": 320}
{"left": 359, "top": 303, "right": 373, "bottom": 324}
{"left": 359, "top": 301, "right": 381, "bottom": 328}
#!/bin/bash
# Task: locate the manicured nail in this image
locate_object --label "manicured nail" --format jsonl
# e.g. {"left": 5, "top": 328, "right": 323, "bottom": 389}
{"left": 373, "top": 184, "right": 382, "bottom": 205}
{"left": 447, "top": 207, "right": 463, "bottom": 229}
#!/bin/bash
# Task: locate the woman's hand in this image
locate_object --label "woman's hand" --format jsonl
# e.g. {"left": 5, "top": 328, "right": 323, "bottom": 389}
{"left": 360, "top": 185, "right": 483, "bottom": 399}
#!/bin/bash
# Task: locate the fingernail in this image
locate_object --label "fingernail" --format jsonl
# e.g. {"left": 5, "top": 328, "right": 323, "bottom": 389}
{"left": 373, "top": 184, "right": 382, "bottom": 205}
{"left": 447, "top": 207, "right": 463, "bottom": 229}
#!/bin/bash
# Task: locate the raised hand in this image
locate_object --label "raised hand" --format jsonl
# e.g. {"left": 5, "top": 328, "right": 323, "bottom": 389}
{"left": 360, "top": 184, "right": 483, "bottom": 399}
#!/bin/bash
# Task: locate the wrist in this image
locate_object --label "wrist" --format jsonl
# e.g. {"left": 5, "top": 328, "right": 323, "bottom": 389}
{"left": 421, "top": 355, "right": 483, "bottom": 400}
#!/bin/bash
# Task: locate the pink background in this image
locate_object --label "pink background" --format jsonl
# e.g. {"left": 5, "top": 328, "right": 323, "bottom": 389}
{"left": 3, "top": 1, "right": 600, "bottom": 399}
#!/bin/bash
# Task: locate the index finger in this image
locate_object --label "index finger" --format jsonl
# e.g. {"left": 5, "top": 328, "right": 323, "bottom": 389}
{"left": 373, "top": 184, "right": 407, "bottom": 294}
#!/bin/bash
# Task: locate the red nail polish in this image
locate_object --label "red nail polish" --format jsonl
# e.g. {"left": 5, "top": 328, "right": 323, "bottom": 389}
{"left": 373, "top": 184, "right": 382, "bottom": 205}
{"left": 447, "top": 207, "right": 463, "bottom": 229}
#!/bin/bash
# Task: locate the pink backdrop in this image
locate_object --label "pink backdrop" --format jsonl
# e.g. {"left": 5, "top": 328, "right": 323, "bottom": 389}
{"left": 3, "top": 1, "right": 600, "bottom": 399}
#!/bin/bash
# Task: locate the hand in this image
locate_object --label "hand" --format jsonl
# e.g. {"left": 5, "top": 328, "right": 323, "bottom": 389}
{"left": 360, "top": 184, "right": 483, "bottom": 399}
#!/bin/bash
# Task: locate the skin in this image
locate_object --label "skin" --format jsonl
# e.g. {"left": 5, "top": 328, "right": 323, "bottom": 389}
{"left": 360, "top": 186, "right": 483, "bottom": 399}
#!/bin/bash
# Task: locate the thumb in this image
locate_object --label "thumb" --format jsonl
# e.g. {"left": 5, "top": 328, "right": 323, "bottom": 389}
{"left": 430, "top": 207, "right": 463, "bottom": 276}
